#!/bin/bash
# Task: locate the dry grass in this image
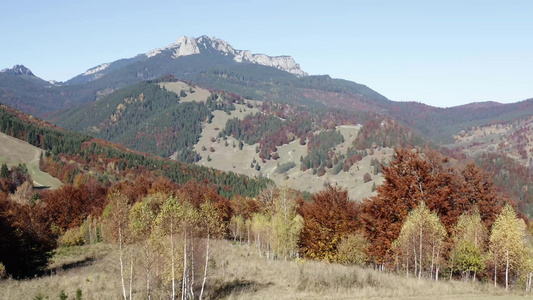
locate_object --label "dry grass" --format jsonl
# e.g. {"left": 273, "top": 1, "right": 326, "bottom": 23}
{"left": 207, "top": 240, "right": 527, "bottom": 300}
{"left": 2, "top": 237, "right": 529, "bottom": 299}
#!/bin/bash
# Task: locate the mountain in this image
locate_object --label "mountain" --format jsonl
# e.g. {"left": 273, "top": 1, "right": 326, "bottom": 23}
{"left": 1, "top": 35, "right": 386, "bottom": 117}
{"left": 1, "top": 64, "right": 35, "bottom": 76}
{"left": 69, "top": 35, "right": 307, "bottom": 85}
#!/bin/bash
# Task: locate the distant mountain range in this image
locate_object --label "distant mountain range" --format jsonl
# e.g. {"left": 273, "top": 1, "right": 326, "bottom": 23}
{"left": 1, "top": 34, "right": 533, "bottom": 145}
{"left": 2, "top": 34, "right": 533, "bottom": 214}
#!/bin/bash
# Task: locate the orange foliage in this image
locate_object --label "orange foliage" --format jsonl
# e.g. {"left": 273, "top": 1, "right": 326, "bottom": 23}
{"left": 298, "top": 185, "right": 360, "bottom": 261}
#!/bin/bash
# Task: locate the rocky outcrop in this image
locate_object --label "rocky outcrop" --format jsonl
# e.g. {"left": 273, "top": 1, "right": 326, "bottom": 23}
{"left": 84, "top": 63, "right": 110, "bottom": 76}
{"left": 233, "top": 51, "right": 307, "bottom": 77}
{"left": 1, "top": 65, "right": 35, "bottom": 76}
{"left": 145, "top": 35, "right": 308, "bottom": 77}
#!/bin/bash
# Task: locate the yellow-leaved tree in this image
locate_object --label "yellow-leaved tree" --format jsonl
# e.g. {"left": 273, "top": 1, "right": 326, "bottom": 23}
{"left": 392, "top": 201, "right": 446, "bottom": 280}
{"left": 271, "top": 187, "right": 304, "bottom": 260}
{"left": 450, "top": 209, "right": 487, "bottom": 282}
{"left": 488, "top": 204, "right": 526, "bottom": 290}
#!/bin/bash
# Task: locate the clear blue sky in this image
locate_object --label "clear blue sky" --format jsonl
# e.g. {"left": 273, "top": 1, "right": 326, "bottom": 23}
{"left": 1, "top": 0, "right": 532, "bottom": 107}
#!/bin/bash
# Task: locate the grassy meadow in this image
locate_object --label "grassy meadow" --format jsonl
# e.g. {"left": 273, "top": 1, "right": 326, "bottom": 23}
{"left": 0, "top": 239, "right": 529, "bottom": 300}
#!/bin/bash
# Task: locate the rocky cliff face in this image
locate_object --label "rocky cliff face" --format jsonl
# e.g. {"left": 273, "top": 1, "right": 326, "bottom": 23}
{"left": 1, "top": 65, "right": 35, "bottom": 76}
{"left": 145, "top": 35, "right": 308, "bottom": 77}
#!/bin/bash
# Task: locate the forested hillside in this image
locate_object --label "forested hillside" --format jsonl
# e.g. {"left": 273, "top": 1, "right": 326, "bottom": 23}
{"left": 54, "top": 78, "right": 212, "bottom": 162}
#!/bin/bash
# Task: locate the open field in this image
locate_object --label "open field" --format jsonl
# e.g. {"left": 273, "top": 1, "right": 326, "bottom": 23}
{"left": 0, "top": 240, "right": 528, "bottom": 300}
{"left": 159, "top": 82, "right": 212, "bottom": 103}
{"left": 0, "top": 132, "right": 61, "bottom": 189}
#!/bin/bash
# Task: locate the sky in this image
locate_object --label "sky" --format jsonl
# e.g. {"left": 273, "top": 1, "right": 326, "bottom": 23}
{"left": 1, "top": 0, "right": 532, "bottom": 108}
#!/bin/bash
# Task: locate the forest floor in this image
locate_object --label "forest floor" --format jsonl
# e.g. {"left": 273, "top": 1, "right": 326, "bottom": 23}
{"left": 0, "top": 240, "right": 529, "bottom": 300}
{"left": 0, "top": 132, "right": 61, "bottom": 189}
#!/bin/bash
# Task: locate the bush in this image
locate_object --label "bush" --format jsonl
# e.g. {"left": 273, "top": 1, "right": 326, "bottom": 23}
{"left": 331, "top": 161, "right": 343, "bottom": 175}
{"left": 336, "top": 232, "right": 369, "bottom": 265}
{"left": 363, "top": 173, "right": 372, "bottom": 183}
{"left": 0, "top": 263, "right": 6, "bottom": 279}
{"left": 59, "top": 226, "right": 84, "bottom": 247}
{"left": 276, "top": 161, "right": 296, "bottom": 174}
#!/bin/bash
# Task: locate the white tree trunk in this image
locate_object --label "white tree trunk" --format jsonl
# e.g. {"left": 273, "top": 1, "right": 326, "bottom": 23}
{"left": 129, "top": 250, "right": 134, "bottom": 300}
{"left": 145, "top": 246, "right": 151, "bottom": 300}
{"left": 406, "top": 255, "right": 409, "bottom": 277}
{"left": 170, "top": 218, "right": 176, "bottom": 300}
{"left": 119, "top": 226, "right": 127, "bottom": 300}
{"left": 419, "top": 224, "right": 423, "bottom": 280}
{"left": 190, "top": 238, "right": 195, "bottom": 300}
{"left": 200, "top": 233, "right": 210, "bottom": 300}
{"left": 182, "top": 232, "right": 187, "bottom": 300}
{"left": 494, "top": 257, "right": 497, "bottom": 287}
{"left": 413, "top": 242, "right": 417, "bottom": 277}
{"left": 505, "top": 249, "right": 509, "bottom": 290}
{"left": 430, "top": 242, "right": 435, "bottom": 280}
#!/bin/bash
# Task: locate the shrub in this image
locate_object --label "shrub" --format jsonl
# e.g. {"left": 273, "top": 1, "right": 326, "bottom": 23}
{"left": 58, "top": 226, "right": 84, "bottom": 247}
{"left": 336, "top": 232, "right": 369, "bottom": 265}
{"left": 276, "top": 161, "right": 296, "bottom": 174}
{"left": 0, "top": 263, "right": 6, "bottom": 279}
{"left": 363, "top": 173, "right": 372, "bottom": 183}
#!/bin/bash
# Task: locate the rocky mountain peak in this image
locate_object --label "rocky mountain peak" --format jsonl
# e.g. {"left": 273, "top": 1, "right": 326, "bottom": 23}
{"left": 145, "top": 35, "right": 308, "bottom": 77}
{"left": 1, "top": 64, "right": 35, "bottom": 76}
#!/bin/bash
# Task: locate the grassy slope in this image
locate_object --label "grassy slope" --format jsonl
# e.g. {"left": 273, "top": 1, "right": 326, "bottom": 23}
{"left": 0, "top": 240, "right": 525, "bottom": 300}
{"left": 0, "top": 132, "right": 61, "bottom": 189}
{"left": 192, "top": 102, "right": 390, "bottom": 201}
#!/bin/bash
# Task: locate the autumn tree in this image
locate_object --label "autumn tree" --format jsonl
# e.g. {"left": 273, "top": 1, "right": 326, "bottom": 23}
{"left": 129, "top": 193, "right": 163, "bottom": 300}
{"left": 153, "top": 195, "right": 184, "bottom": 299}
{"left": 489, "top": 204, "right": 526, "bottom": 290}
{"left": 336, "top": 232, "right": 369, "bottom": 265}
{"left": 362, "top": 148, "right": 504, "bottom": 265}
{"left": 361, "top": 148, "right": 432, "bottom": 264}
{"left": 199, "top": 200, "right": 224, "bottom": 300}
{"left": 102, "top": 191, "right": 132, "bottom": 300}
{"left": 0, "top": 192, "right": 55, "bottom": 278}
{"left": 523, "top": 245, "right": 533, "bottom": 292}
{"left": 298, "top": 185, "right": 360, "bottom": 261}
{"left": 251, "top": 213, "right": 271, "bottom": 258}
{"left": 392, "top": 202, "right": 446, "bottom": 280}
{"left": 450, "top": 209, "right": 487, "bottom": 281}
{"left": 271, "top": 187, "right": 304, "bottom": 260}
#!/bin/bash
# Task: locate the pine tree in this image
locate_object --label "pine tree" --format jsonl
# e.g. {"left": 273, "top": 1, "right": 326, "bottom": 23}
{"left": 1, "top": 163, "right": 9, "bottom": 178}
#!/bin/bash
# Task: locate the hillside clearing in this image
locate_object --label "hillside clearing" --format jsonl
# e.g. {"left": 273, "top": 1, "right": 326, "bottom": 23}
{"left": 159, "top": 81, "right": 211, "bottom": 103}
{"left": 192, "top": 107, "right": 391, "bottom": 201}
{"left": 0, "top": 132, "right": 61, "bottom": 189}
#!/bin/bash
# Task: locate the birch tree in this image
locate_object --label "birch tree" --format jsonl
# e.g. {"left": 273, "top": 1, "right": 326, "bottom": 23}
{"left": 102, "top": 192, "right": 131, "bottom": 300}
{"left": 393, "top": 202, "right": 446, "bottom": 280}
{"left": 489, "top": 204, "right": 526, "bottom": 290}
{"left": 153, "top": 196, "right": 184, "bottom": 300}
{"left": 129, "top": 193, "right": 163, "bottom": 300}
{"left": 271, "top": 187, "right": 304, "bottom": 260}
{"left": 450, "top": 210, "right": 487, "bottom": 281}
{"left": 199, "top": 200, "right": 223, "bottom": 300}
